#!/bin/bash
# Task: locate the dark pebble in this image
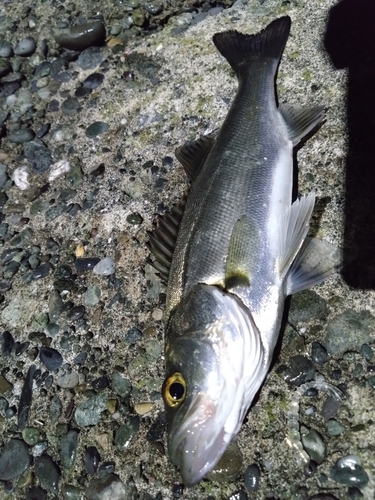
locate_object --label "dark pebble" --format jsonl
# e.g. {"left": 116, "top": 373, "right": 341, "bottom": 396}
{"left": 127, "top": 212, "right": 143, "bottom": 225}
{"left": 322, "top": 395, "right": 341, "bottom": 421}
{"left": 1, "top": 247, "right": 21, "bottom": 263}
{"left": 14, "top": 36, "right": 36, "bottom": 56}
{"left": 227, "top": 492, "right": 248, "bottom": 500}
{"left": 0, "top": 279, "right": 12, "bottom": 292}
{"left": 7, "top": 128, "right": 35, "bottom": 143}
{"left": 26, "top": 486, "right": 48, "bottom": 500}
{"left": 61, "top": 97, "right": 80, "bottom": 116}
{"left": 67, "top": 305, "right": 85, "bottom": 321}
{"left": 24, "top": 139, "right": 53, "bottom": 173}
{"left": 85, "top": 473, "right": 127, "bottom": 499}
{"left": 244, "top": 463, "right": 260, "bottom": 491}
{"left": 311, "top": 341, "right": 328, "bottom": 364}
{"left": 0, "top": 438, "right": 31, "bottom": 480}
{"left": 77, "top": 46, "right": 104, "bottom": 70}
{"left": 0, "top": 58, "right": 11, "bottom": 77}
{"left": 125, "top": 326, "right": 142, "bottom": 343}
{"left": 1, "top": 331, "right": 14, "bottom": 357}
{"left": 4, "top": 260, "right": 20, "bottom": 278}
{"left": 75, "top": 86, "right": 92, "bottom": 98}
{"left": 172, "top": 483, "right": 184, "bottom": 496}
{"left": 83, "top": 72, "right": 104, "bottom": 89}
{"left": 85, "top": 446, "right": 101, "bottom": 474}
{"left": 74, "top": 257, "right": 100, "bottom": 271}
{"left": 54, "top": 21, "right": 106, "bottom": 51}
{"left": 45, "top": 204, "right": 66, "bottom": 221}
{"left": 36, "top": 123, "right": 51, "bottom": 139}
{"left": 284, "top": 355, "right": 316, "bottom": 386}
{"left": 308, "top": 495, "right": 340, "bottom": 500}
{"left": 35, "top": 454, "right": 60, "bottom": 493}
{"left": 49, "top": 99, "right": 59, "bottom": 112}
{"left": 48, "top": 289, "right": 64, "bottom": 322}
{"left": 50, "top": 395, "right": 62, "bottom": 424}
{"left": 86, "top": 121, "right": 109, "bottom": 138}
{"left": 0, "top": 40, "right": 13, "bottom": 58}
{"left": 348, "top": 486, "right": 364, "bottom": 499}
{"left": 18, "top": 364, "right": 36, "bottom": 430}
{"left": 92, "top": 376, "right": 110, "bottom": 391}
{"left": 98, "top": 461, "right": 115, "bottom": 475}
{"left": 39, "top": 346, "right": 63, "bottom": 371}
{"left": 60, "top": 429, "right": 79, "bottom": 469}
{"left": 288, "top": 290, "right": 327, "bottom": 325}
{"left": 30, "top": 262, "right": 52, "bottom": 280}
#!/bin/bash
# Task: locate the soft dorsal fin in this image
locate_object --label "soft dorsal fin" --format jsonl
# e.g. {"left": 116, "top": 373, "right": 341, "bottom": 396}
{"left": 279, "top": 192, "right": 316, "bottom": 278}
{"left": 279, "top": 104, "right": 325, "bottom": 146}
{"left": 175, "top": 134, "right": 215, "bottom": 181}
{"left": 147, "top": 199, "right": 185, "bottom": 282}
{"left": 286, "top": 237, "right": 342, "bottom": 295}
{"left": 225, "top": 215, "right": 257, "bottom": 289}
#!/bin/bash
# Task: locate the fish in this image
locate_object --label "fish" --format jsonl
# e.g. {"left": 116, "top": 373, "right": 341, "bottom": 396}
{"left": 148, "top": 16, "right": 341, "bottom": 487}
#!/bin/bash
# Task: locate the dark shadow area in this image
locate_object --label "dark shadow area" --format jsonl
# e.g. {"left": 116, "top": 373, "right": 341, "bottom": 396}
{"left": 325, "top": 0, "right": 375, "bottom": 288}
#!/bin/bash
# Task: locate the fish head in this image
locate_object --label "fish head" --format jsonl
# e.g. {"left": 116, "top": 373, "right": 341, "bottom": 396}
{"left": 163, "top": 284, "right": 266, "bottom": 486}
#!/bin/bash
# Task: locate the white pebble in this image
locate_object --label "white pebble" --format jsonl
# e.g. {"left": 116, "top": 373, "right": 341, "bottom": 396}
{"left": 12, "top": 166, "right": 29, "bottom": 190}
{"left": 93, "top": 257, "right": 115, "bottom": 276}
{"left": 48, "top": 159, "right": 70, "bottom": 182}
{"left": 152, "top": 308, "right": 163, "bottom": 321}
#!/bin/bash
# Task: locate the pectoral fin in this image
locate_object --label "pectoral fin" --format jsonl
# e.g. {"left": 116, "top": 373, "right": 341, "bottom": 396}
{"left": 279, "top": 104, "right": 325, "bottom": 146}
{"left": 280, "top": 192, "right": 316, "bottom": 278}
{"left": 286, "top": 237, "right": 342, "bottom": 295}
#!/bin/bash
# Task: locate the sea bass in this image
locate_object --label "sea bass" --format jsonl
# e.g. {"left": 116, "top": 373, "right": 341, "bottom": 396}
{"left": 149, "top": 16, "right": 340, "bottom": 486}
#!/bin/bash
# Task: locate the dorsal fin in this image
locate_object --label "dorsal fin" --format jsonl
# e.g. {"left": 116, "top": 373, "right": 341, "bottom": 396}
{"left": 147, "top": 199, "right": 186, "bottom": 282}
{"left": 175, "top": 134, "right": 215, "bottom": 181}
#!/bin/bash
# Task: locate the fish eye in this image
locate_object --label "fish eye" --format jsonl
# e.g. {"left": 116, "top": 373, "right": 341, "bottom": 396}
{"left": 163, "top": 372, "right": 186, "bottom": 408}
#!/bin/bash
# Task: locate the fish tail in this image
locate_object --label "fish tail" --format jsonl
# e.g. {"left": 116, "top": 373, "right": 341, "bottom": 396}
{"left": 213, "top": 16, "right": 291, "bottom": 74}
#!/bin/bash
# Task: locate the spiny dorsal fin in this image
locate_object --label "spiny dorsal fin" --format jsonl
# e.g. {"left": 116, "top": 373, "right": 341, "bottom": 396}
{"left": 225, "top": 215, "right": 256, "bottom": 289}
{"left": 147, "top": 199, "right": 185, "bottom": 282}
{"left": 279, "top": 104, "right": 325, "bottom": 146}
{"left": 175, "top": 134, "right": 215, "bottom": 181}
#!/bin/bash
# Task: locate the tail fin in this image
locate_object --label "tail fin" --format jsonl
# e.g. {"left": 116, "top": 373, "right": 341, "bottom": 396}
{"left": 213, "top": 16, "right": 291, "bottom": 74}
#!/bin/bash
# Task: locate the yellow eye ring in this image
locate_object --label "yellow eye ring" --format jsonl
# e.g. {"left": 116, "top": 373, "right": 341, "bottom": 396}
{"left": 163, "top": 372, "right": 186, "bottom": 408}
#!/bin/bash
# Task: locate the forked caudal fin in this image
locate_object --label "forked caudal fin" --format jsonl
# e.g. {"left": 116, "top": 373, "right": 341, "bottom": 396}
{"left": 213, "top": 16, "right": 291, "bottom": 75}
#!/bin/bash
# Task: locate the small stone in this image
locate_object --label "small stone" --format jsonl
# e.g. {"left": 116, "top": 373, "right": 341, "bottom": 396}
{"left": 18, "top": 365, "right": 36, "bottom": 431}
{"left": 126, "top": 212, "right": 143, "bottom": 225}
{"left": 311, "top": 342, "right": 328, "bottom": 364}
{"left": 48, "top": 289, "right": 64, "bottom": 322}
{"left": 85, "top": 121, "right": 109, "bottom": 138}
{"left": 0, "top": 40, "right": 13, "bottom": 58}
{"left": 82, "top": 72, "right": 104, "bottom": 89}
{"left": 74, "top": 257, "right": 100, "bottom": 271}
{"left": 85, "top": 285, "right": 101, "bottom": 306}
{"left": 301, "top": 426, "right": 326, "bottom": 464}
{"left": 67, "top": 305, "right": 85, "bottom": 321}
{"left": 283, "top": 355, "right": 316, "bottom": 386}
{"left": 56, "top": 372, "right": 79, "bottom": 389}
{"left": 114, "top": 417, "right": 140, "bottom": 450}
{"left": 1, "top": 330, "right": 14, "bottom": 356}
{"left": 30, "top": 262, "right": 52, "bottom": 280}
{"left": 134, "top": 402, "right": 154, "bottom": 415}
{"left": 244, "top": 463, "right": 260, "bottom": 491}
{"left": 85, "top": 473, "right": 127, "bottom": 500}
{"left": 74, "top": 394, "right": 107, "bottom": 426}
{"left": 77, "top": 46, "right": 104, "bottom": 70}
{"left": 39, "top": 346, "right": 63, "bottom": 371}
{"left": 24, "top": 139, "right": 53, "bottom": 173}
{"left": 34, "top": 455, "right": 60, "bottom": 493}
{"left": 0, "top": 438, "right": 31, "bottom": 480}
{"left": 14, "top": 36, "right": 36, "bottom": 56}
{"left": 227, "top": 492, "right": 248, "bottom": 500}
{"left": 60, "top": 429, "right": 79, "bottom": 469}
{"left": 0, "top": 58, "right": 11, "bottom": 77}
{"left": 330, "top": 455, "right": 369, "bottom": 487}
{"left": 22, "top": 427, "right": 41, "bottom": 446}
{"left": 112, "top": 371, "right": 132, "bottom": 398}
{"left": 7, "top": 128, "right": 35, "bottom": 143}
{"left": 85, "top": 446, "right": 101, "bottom": 474}
{"left": 360, "top": 343, "right": 373, "bottom": 360}
{"left": 288, "top": 290, "right": 327, "bottom": 325}
{"left": 207, "top": 440, "right": 243, "bottom": 483}
{"left": 93, "top": 257, "right": 115, "bottom": 276}
{"left": 61, "top": 484, "right": 82, "bottom": 500}
{"left": 65, "top": 159, "right": 83, "bottom": 188}
{"left": 54, "top": 21, "right": 106, "bottom": 51}
{"left": 61, "top": 97, "right": 80, "bottom": 116}
{"left": 327, "top": 419, "right": 345, "bottom": 436}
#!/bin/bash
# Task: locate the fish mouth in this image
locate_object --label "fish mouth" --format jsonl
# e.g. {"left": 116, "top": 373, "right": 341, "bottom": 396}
{"left": 168, "top": 392, "right": 232, "bottom": 486}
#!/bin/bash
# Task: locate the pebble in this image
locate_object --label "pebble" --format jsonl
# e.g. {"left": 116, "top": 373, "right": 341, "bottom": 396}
{"left": 93, "top": 257, "right": 115, "bottom": 275}
{"left": 301, "top": 426, "right": 326, "bottom": 464}
{"left": 61, "top": 97, "right": 80, "bottom": 116}
{"left": 14, "top": 36, "right": 36, "bottom": 56}
{"left": 126, "top": 212, "right": 143, "bottom": 225}
{"left": 77, "top": 46, "right": 104, "bottom": 70}
{"left": 82, "top": 72, "right": 104, "bottom": 89}
{"left": 0, "top": 58, "right": 11, "bottom": 77}
{"left": 56, "top": 372, "right": 79, "bottom": 389}
{"left": 22, "top": 427, "right": 41, "bottom": 446}
{"left": 7, "top": 128, "right": 35, "bottom": 143}
{"left": 85, "top": 285, "right": 101, "bottom": 306}
{"left": 24, "top": 139, "right": 53, "bottom": 173}
{"left": 30, "top": 262, "right": 52, "bottom": 280}
{"left": 0, "top": 438, "right": 31, "bottom": 480}
{"left": 0, "top": 40, "right": 13, "bottom": 58}
{"left": 323, "top": 310, "right": 375, "bottom": 356}
{"left": 61, "top": 484, "right": 82, "bottom": 499}
{"left": 34, "top": 454, "right": 60, "bottom": 493}
{"left": 74, "top": 394, "right": 107, "bottom": 426}
{"left": 322, "top": 394, "right": 341, "bottom": 421}
{"left": 283, "top": 355, "right": 316, "bottom": 386}
{"left": 85, "top": 446, "right": 101, "bottom": 474}
{"left": 311, "top": 341, "right": 328, "bottom": 364}
{"left": 54, "top": 21, "right": 106, "bottom": 51}
{"left": 67, "top": 305, "right": 85, "bottom": 321}
{"left": 18, "top": 364, "right": 36, "bottom": 431}
{"left": 112, "top": 371, "right": 132, "bottom": 398}
{"left": 39, "top": 346, "right": 63, "bottom": 371}
{"left": 75, "top": 257, "right": 100, "bottom": 271}
{"left": 360, "top": 343, "right": 373, "bottom": 360}
{"left": 227, "top": 491, "right": 248, "bottom": 500}
{"left": 330, "top": 455, "right": 369, "bottom": 487}
{"left": 85, "top": 473, "right": 128, "bottom": 500}
{"left": 207, "top": 440, "right": 243, "bottom": 483}
{"left": 86, "top": 121, "right": 109, "bottom": 138}
{"left": 1, "top": 330, "right": 14, "bottom": 356}
{"left": 114, "top": 417, "right": 140, "bottom": 450}
{"left": 49, "top": 289, "right": 64, "bottom": 321}
{"left": 327, "top": 418, "right": 345, "bottom": 436}
{"left": 134, "top": 402, "right": 154, "bottom": 415}
{"left": 288, "top": 290, "right": 327, "bottom": 325}
{"left": 65, "top": 159, "right": 84, "bottom": 188}
{"left": 60, "top": 429, "right": 79, "bottom": 469}
{"left": 244, "top": 463, "right": 260, "bottom": 491}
